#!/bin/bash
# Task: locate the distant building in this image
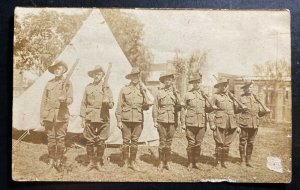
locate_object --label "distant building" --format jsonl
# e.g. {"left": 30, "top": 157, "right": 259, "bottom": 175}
{"left": 217, "top": 73, "right": 291, "bottom": 124}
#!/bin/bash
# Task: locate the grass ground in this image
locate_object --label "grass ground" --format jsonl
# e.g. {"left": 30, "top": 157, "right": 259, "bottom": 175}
{"left": 12, "top": 125, "right": 291, "bottom": 183}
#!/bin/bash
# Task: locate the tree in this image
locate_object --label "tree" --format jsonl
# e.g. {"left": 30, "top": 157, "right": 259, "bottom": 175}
{"left": 101, "top": 9, "right": 153, "bottom": 81}
{"left": 14, "top": 10, "right": 90, "bottom": 75}
{"left": 171, "top": 50, "right": 208, "bottom": 96}
{"left": 253, "top": 59, "right": 291, "bottom": 122}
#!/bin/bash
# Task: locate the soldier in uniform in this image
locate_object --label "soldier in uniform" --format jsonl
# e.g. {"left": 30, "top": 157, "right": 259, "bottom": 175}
{"left": 40, "top": 61, "right": 73, "bottom": 172}
{"left": 153, "top": 72, "right": 182, "bottom": 170}
{"left": 80, "top": 65, "right": 114, "bottom": 171}
{"left": 181, "top": 74, "right": 214, "bottom": 170}
{"left": 115, "top": 67, "right": 150, "bottom": 171}
{"left": 209, "top": 78, "right": 240, "bottom": 168}
{"left": 238, "top": 80, "right": 268, "bottom": 167}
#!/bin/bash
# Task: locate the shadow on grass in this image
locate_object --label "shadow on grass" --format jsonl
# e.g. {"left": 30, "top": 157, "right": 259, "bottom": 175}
{"left": 108, "top": 152, "right": 124, "bottom": 167}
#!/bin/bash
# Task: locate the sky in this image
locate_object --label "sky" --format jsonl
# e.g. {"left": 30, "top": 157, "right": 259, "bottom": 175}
{"left": 15, "top": 8, "right": 291, "bottom": 85}
{"left": 124, "top": 9, "right": 291, "bottom": 84}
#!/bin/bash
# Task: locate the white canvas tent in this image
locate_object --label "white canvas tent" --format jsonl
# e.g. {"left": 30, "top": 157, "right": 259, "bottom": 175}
{"left": 13, "top": 9, "right": 159, "bottom": 145}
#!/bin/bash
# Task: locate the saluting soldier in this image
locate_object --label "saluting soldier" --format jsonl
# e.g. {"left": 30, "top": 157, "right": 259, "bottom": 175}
{"left": 115, "top": 67, "right": 150, "bottom": 171}
{"left": 238, "top": 80, "right": 269, "bottom": 167}
{"left": 181, "top": 74, "right": 214, "bottom": 170}
{"left": 40, "top": 61, "right": 73, "bottom": 172}
{"left": 153, "top": 72, "right": 182, "bottom": 171}
{"left": 80, "top": 65, "right": 114, "bottom": 171}
{"left": 209, "top": 78, "right": 240, "bottom": 168}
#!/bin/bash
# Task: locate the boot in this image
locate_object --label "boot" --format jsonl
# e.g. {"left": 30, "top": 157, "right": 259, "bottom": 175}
{"left": 157, "top": 149, "right": 164, "bottom": 171}
{"left": 47, "top": 146, "right": 55, "bottom": 170}
{"left": 122, "top": 145, "right": 129, "bottom": 168}
{"left": 55, "top": 147, "right": 64, "bottom": 173}
{"left": 164, "top": 148, "right": 171, "bottom": 170}
{"left": 186, "top": 149, "right": 193, "bottom": 171}
{"left": 246, "top": 145, "right": 254, "bottom": 167}
{"left": 193, "top": 147, "right": 201, "bottom": 169}
{"left": 129, "top": 146, "right": 141, "bottom": 171}
{"left": 239, "top": 148, "right": 245, "bottom": 165}
{"left": 214, "top": 147, "right": 221, "bottom": 168}
{"left": 86, "top": 145, "right": 95, "bottom": 171}
{"left": 221, "top": 148, "right": 229, "bottom": 168}
{"left": 95, "top": 144, "right": 105, "bottom": 171}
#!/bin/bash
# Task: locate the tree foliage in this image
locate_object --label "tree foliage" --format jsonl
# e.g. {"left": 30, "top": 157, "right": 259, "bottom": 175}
{"left": 172, "top": 50, "right": 207, "bottom": 77}
{"left": 254, "top": 59, "right": 290, "bottom": 80}
{"left": 14, "top": 10, "right": 90, "bottom": 75}
{"left": 101, "top": 9, "right": 153, "bottom": 80}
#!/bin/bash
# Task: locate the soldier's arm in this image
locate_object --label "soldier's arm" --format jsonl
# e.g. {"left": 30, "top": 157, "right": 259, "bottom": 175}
{"left": 80, "top": 88, "right": 87, "bottom": 118}
{"left": 180, "top": 94, "right": 187, "bottom": 125}
{"left": 208, "top": 95, "right": 216, "bottom": 127}
{"left": 106, "top": 86, "right": 114, "bottom": 109}
{"left": 115, "top": 88, "right": 123, "bottom": 123}
{"left": 152, "top": 92, "right": 159, "bottom": 123}
{"left": 40, "top": 84, "right": 48, "bottom": 120}
{"left": 66, "top": 81, "right": 73, "bottom": 105}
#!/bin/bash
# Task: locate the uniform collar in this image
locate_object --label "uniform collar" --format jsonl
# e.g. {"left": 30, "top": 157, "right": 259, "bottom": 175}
{"left": 129, "top": 82, "right": 140, "bottom": 90}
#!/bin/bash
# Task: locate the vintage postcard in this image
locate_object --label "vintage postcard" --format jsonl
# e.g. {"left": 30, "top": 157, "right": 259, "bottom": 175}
{"left": 12, "top": 8, "right": 291, "bottom": 182}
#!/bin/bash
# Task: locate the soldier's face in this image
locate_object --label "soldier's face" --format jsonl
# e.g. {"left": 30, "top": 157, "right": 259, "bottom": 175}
{"left": 164, "top": 77, "right": 173, "bottom": 86}
{"left": 54, "top": 66, "right": 65, "bottom": 77}
{"left": 130, "top": 74, "right": 139, "bottom": 84}
{"left": 245, "top": 84, "right": 253, "bottom": 94}
{"left": 219, "top": 83, "right": 229, "bottom": 92}
{"left": 192, "top": 80, "right": 201, "bottom": 89}
{"left": 93, "top": 71, "right": 104, "bottom": 83}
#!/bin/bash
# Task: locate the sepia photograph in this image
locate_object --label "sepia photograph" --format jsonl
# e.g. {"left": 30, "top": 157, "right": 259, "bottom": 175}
{"left": 12, "top": 8, "right": 291, "bottom": 182}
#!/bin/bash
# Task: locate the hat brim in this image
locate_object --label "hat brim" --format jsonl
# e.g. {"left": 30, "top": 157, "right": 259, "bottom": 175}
{"left": 88, "top": 68, "right": 105, "bottom": 78}
{"left": 159, "top": 74, "right": 174, "bottom": 83}
{"left": 241, "top": 83, "right": 253, "bottom": 89}
{"left": 48, "top": 62, "right": 68, "bottom": 74}
{"left": 214, "top": 81, "right": 228, "bottom": 88}
{"left": 188, "top": 78, "right": 201, "bottom": 84}
{"left": 125, "top": 72, "right": 140, "bottom": 79}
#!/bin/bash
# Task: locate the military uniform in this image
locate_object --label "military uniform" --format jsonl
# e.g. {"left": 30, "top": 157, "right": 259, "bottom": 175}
{"left": 115, "top": 81, "right": 149, "bottom": 168}
{"left": 209, "top": 89, "right": 238, "bottom": 167}
{"left": 80, "top": 80, "right": 113, "bottom": 169}
{"left": 152, "top": 72, "right": 182, "bottom": 170}
{"left": 40, "top": 65, "right": 73, "bottom": 170}
{"left": 238, "top": 83, "right": 268, "bottom": 167}
{"left": 181, "top": 87, "right": 212, "bottom": 169}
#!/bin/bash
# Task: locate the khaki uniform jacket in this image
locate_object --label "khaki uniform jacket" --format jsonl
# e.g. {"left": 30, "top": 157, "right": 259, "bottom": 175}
{"left": 80, "top": 81, "right": 114, "bottom": 123}
{"left": 115, "top": 83, "right": 149, "bottom": 123}
{"left": 209, "top": 92, "right": 238, "bottom": 129}
{"left": 40, "top": 77, "right": 73, "bottom": 122}
{"left": 238, "top": 93, "right": 267, "bottom": 128}
{"left": 152, "top": 86, "right": 181, "bottom": 124}
{"left": 181, "top": 89, "right": 211, "bottom": 127}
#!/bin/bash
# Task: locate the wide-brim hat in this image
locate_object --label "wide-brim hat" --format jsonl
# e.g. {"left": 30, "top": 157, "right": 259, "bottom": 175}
{"left": 88, "top": 65, "right": 105, "bottom": 77}
{"left": 125, "top": 67, "right": 140, "bottom": 79}
{"left": 214, "top": 78, "right": 229, "bottom": 88}
{"left": 159, "top": 72, "right": 175, "bottom": 83}
{"left": 48, "top": 61, "right": 68, "bottom": 74}
{"left": 188, "top": 73, "right": 202, "bottom": 84}
{"left": 241, "top": 80, "right": 254, "bottom": 89}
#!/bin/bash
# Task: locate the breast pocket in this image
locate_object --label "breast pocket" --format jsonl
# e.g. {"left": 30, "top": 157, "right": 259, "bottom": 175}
{"left": 216, "top": 98, "right": 226, "bottom": 110}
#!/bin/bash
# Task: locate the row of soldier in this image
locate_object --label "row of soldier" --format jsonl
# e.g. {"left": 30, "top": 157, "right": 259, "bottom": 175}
{"left": 40, "top": 61, "right": 269, "bottom": 172}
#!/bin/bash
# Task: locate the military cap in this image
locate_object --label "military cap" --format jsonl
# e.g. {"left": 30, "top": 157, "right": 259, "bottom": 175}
{"left": 159, "top": 72, "right": 174, "bottom": 83}
{"left": 88, "top": 65, "right": 105, "bottom": 77}
{"left": 48, "top": 60, "right": 68, "bottom": 74}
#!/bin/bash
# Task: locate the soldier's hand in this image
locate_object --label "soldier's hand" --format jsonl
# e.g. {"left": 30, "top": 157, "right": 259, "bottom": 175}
{"left": 81, "top": 118, "right": 86, "bottom": 128}
{"left": 118, "top": 122, "right": 123, "bottom": 130}
{"left": 181, "top": 124, "right": 186, "bottom": 131}
{"left": 237, "top": 127, "right": 241, "bottom": 134}
{"left": 154, "top": 122, "right": 158, "bottom": 128}
{"left": 210, "top": 124, "right": 216, "bottom": 131}
{"left": 58, "top": 96, "right": 66, "bottom": 102}
{"left": 40, "top": 120, "right": 44, "bottom": 126}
